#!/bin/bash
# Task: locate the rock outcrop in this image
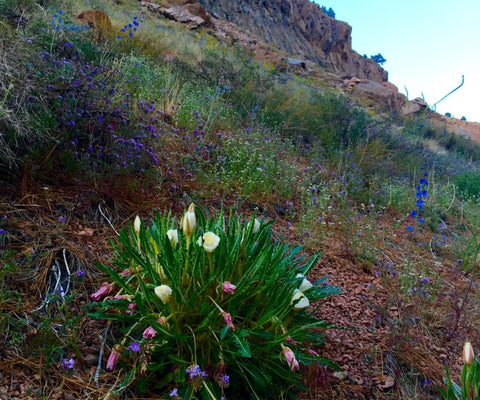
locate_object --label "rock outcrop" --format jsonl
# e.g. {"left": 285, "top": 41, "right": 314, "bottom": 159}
{"left": 351, "top": 80, "right": 406, "bottom": 113}
{"left": 198, "top": 0, "right": 387, "bottom": 82}
{"left": 140, "top": 0, "right": 211, "bottom": 29}
{"left": 402, "top": 97, "right": 428, "bottom": 115}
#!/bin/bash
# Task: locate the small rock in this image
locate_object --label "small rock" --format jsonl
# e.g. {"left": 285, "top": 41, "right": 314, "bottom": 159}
{"left": 332, "top": 371, "right": 348, "bottom": 380}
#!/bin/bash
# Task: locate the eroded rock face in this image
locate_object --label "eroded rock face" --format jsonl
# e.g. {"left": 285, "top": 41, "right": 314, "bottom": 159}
{"left": 198, "top": 0, "right": 387, "bottom": 82}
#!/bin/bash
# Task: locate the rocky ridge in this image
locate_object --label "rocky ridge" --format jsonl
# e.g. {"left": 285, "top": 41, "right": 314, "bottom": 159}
{"left": 198, "top": 0, "right": 387, "bottom": 82}
{"left": 140, "top": 0, "right": 480, "bottom": 140}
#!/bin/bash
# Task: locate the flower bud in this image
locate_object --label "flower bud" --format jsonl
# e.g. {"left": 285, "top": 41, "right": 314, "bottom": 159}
{"left": 253, "top": 218, "right": 260, "bottom": 233}
{"left": 463, "top": 341, "right": 474, "bottom": 365}
{"left": 143, "top": 326, "right": 158, "bottom": 339}
{"left": 90, "top": 282, "right": 113, "bottom": 301}
{"left": 154, "top": 284, "right": 173, "bottom": 304}
{"left": 281, "top": 345, "right": 299, "bottom": 372}
{"left": 222, "top": 311, "right": 234, "bottom": 330}
{"left": 222, "top": 281, "right": 237, "bottom": 294}
{"left": 181, "top": 203, "right": 196, "bottom": 238}
{"left": 106, "top": 345, "right": 122, "bottom": 371}
{"left": 134, "top": 215, "right": 141, "bottom": 235}
{"left": 167, "top": 229, "right": 179, "bottom": 248}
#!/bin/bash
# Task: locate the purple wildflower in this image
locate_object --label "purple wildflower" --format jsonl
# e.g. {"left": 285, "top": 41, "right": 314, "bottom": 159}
{"left": 61, "top": 358, "right": 75, "bottom": 370}
{"left": 129, "top": 341, "right": 141, "bottom": 352}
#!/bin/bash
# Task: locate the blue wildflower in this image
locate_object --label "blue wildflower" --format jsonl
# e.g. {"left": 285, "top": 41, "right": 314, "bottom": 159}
{"left": 419, "top": 178, "right": 429, "bottom": 186}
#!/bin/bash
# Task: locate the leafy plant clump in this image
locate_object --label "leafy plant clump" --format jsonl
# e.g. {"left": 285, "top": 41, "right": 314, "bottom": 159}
{"left": 441, "top": 342, "right": 480, "bottom": 400}
{"left": 90, "top": 204, "right": 339, "bottom": 399}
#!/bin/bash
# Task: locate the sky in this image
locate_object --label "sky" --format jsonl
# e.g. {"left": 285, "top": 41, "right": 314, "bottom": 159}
{"left": 313, "top": 0, "right": 480, "bottom": 122}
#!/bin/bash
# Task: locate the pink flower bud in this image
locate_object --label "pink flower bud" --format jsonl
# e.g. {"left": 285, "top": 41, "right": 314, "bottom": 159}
{"left": 143, "top": 326, "right": 158, "bottom": 339}
{"left": 222, "top": 281, "right": 237, "bottom": 294}
{"left": 222, "top": 311, "right": 234, "bottom": 330}
{"left": 106, "top": 346, "right": 121, "bottom": 371}
{"left": 90, "top": 282, "right": 113, "bottom": 301}
{"left": 281, "top": 346, "right": 299, "bottom": 372}
{"left": 285, "top": 336, "right": 295, "bottom": 345}
{"left": 308, "top": 349, "right": 319, "bottom": 356}
{"left": 157, "top": 316, "right": 169, "bottom": 328}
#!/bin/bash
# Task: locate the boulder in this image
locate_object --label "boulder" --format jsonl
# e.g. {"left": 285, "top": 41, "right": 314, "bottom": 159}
{"left": 162, "top": 6, "right": 207, "bottom": 28}
{"left": 402, "top": 97, "right": 428, "bottom": 115}
{"left": 286, "top": 58, "right": 307, "bottom": 69}
{"left": 343, "top": 76, "right": 362, "bottom": 89}
{"left": 140, "top": 0, "right": 211, "bottom": 29}
{"left": 352, "top": 80, "right": 406, "bottom": 112}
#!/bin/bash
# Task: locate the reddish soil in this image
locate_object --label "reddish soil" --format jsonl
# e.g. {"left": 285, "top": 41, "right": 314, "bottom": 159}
{"left": 1, "top": 184, "right": 479, "bottom": 399}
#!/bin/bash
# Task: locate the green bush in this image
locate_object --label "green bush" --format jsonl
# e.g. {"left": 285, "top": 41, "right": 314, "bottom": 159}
{"left": 90, "top": 205, "right": 339, "bottom": 399}
{"left": 454, "top": 172, "right": 480, "bottom": 200}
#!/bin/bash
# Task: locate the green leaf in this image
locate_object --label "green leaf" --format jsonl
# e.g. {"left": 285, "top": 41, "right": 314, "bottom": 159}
{"left": 233, "top": 333, "right": 251, "bottom": 357}
{"left": 220, "top": 324, "right": 229, "bottom": 340}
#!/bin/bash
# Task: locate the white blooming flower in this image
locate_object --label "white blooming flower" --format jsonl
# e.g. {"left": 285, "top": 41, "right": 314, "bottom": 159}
{"left": 291, "top": 289, "right": 309, "bottom": 309}
{"left": 296, "top": 273, "right": 313, "bottom": 292}
{"left": 154, "top": 284, "right": 172, "bottom": 304}
{"left": 202, "top": 232, "right": 220, "bottom": 252}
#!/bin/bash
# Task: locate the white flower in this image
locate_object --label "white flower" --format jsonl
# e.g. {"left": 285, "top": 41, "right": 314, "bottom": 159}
{"left": 181, "top": 203, "right": 196, "bottom": 238}
{"left": 296, "top": 273, "right": 313, "bottom": 292}
{"left": 291, "top": 289, "right": 309, "bottom": 309}
{"left": 253, "top": 218, "right": 261, "bottom": 233}
{"left": 197, "top": 236, "right": 203, "bottom": 246}
{"left": 134, "top": 215, "right": 141, "bottom": 235}
{"left": 202, "top": 232, "right": 220, "bottom": 252}
{"left": 167, "top": 229, "right": 178, "bottom": 248}
{"left": 154, "top": 284, "right": 172, "bottom": 304}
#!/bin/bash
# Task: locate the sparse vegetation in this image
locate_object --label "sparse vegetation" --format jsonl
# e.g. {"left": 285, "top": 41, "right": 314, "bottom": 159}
{"left": 1, "top": 0, "right": 480, "bottom": 399}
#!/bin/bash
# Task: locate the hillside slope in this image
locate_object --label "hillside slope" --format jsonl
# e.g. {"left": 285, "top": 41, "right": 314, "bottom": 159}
{"left": 1, "top": 1, "right": 480, "bottom": 399}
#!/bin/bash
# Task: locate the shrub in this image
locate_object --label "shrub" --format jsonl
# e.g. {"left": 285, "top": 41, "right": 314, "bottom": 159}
{"left": 90, "top": 205, "right": 339, "bottom": 399}
{"left": 454, "top": 171, "right": 480, "bottom": 199}
{"left": 370, "top": 53, "right": 386, "bottom": 65}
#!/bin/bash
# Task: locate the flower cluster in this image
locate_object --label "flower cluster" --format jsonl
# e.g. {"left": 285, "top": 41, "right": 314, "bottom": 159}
{"left": 51, "top": 10, "right": 89, "bottom": 33}
{"left": 409, "top": 275, "right": 432, "bottom": 298}
{"left": 116, "top": 15, "right": 144, "bottom": 40}
{"left": 28, "top": 46, "right": 173, "bottom": 175}
{"left": 291, "top": 273, "right": 313, "bottom": 309}
{"left": 407, "top": 174, "right": 429, "bottom": 234}
{"left": 90, "top": 205, "right": 339, "bottom": 398}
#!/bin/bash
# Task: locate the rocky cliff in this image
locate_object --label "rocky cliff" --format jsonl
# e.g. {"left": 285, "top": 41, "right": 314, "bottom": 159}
{"left": 198, "top": 0, "right": 387, "bottom": 82}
